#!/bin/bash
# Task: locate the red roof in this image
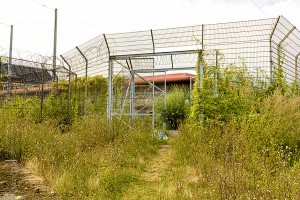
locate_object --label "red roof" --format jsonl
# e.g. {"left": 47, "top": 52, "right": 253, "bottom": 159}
{"left": 0, "top": 86, "right": 51, "bottom": 96}
{"left": 134, "top": 73, "right": 195, "bottom": 85}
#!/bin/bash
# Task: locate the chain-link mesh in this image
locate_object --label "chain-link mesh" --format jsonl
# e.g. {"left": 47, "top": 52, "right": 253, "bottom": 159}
{"left": 62, "top": 16, "right": 300, "bottom": 83}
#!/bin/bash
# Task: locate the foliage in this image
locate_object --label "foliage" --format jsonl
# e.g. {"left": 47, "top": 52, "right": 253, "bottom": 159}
{"left": 155, "top": 86, "right": 190, "bottom": 129}
{"left": 73, "top": 75, "right": 108, "bottom": 115}
{"left": 169, "top": 92, "right": 300, "bottom": 199}
{"left": 266, "top": 64, "right": 288, "bottom": 95}
{"left": 191, "top": 59, "right": 256, "bottom": 123}
{"left": 2, "top": 45, "right": 300, "bottom": 199}
{"left": 0, "top": 113, "right": 158, "bottom": 199}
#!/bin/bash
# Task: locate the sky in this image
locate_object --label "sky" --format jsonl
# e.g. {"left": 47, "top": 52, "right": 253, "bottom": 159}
{"left": 0, "top": 0, "right": 299, "bottom": 58}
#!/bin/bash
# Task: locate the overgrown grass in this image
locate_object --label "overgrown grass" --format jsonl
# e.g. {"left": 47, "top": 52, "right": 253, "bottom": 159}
{"left": 159, "top": 92, "right": 300, "bottom": 199}
{"left": 1, "top": 58, "right": 300, "bottom": 199}
{"left": 0, "top": 112, "right": 158, "bottom": 199}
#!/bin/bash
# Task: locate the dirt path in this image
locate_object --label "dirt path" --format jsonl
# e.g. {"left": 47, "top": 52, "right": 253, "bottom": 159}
{"left": 0, "top": 160, "right": 60, "bottom": 200}
{"left": 142, "top": 144, "right": 172, "bottom": 182}
{"left": 123, "top": 143, "right": 174, "bottom": 200}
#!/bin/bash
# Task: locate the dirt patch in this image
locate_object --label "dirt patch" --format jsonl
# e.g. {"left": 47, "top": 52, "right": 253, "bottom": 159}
{"left": 143, "top": 144, "right": 172, "bottom": 182}
{"left": 0, "top": 160, "right": 60, "bottom": 200}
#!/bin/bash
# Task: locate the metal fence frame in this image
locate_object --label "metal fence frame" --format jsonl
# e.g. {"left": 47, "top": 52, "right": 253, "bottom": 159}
{"left": 0, "top": 49, "right": 76, "bottom": 120}
{"left": 59, "top": 16, "right": 300, "bottom": 125}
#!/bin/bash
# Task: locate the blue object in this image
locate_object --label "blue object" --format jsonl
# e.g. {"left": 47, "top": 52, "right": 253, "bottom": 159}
{"left": 156, "top": 131, "right": 168, "bottom": 140}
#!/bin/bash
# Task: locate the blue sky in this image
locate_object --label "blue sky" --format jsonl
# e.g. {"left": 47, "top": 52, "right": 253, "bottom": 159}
{"left": 0, "top": 0, "right": 299, "bottom": 57}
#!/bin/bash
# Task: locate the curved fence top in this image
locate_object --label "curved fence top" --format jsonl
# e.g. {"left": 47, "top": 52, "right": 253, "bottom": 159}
{"left": 62, "top": 16, "right": 300, "bottom": 83}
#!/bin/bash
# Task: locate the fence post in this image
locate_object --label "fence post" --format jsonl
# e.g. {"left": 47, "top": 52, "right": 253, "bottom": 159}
{"left": 60, "top": 55, "right": 73, "bottom": 118}
{"left": 269, "top": 16, "right": 280, "bottom": 80}
{"left": 130, "top": 72, "right": 135, "bottom": 121}
{"left": 7, "top": 25, "right": 13, "bottom": 98}
{"left": 277, "top": 26, "right": 296, "bottom": 72}
{"left": 107, "top": 59, "right": 113, "bottom": 120}
{"left": 75, "top": 46, "right": 88, "bottom": 116}
{"left": 296, "top": 52, "right": 300, "bottom": 84}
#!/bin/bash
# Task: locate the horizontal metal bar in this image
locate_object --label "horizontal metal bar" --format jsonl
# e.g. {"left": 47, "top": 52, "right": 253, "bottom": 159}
{"left": 110, "top": 49, "right": 201, "bottom": 60}
{"left": 132, "top": 67, "right": 195, "bottom": 73}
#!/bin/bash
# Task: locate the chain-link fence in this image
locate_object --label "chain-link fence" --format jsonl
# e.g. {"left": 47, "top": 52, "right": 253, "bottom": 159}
{"left": 60, "top": 16, "right": 300, "bottom": 124}
{"left": 1, "top": 16, "right": 299, "bottom": 122}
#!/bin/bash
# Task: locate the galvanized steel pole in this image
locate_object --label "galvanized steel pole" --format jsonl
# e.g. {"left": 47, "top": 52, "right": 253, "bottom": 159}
{"left": 53, "top": 8, "right": 58, "bottom": 92}
{"left": 130, "top": 72, "right": 135, "bottom": 121}
{"left": 190, "top": 77, "right": 193, "bottom": 102}
{"left": 163, "top": 71, "right": 167, "bottom": 130}
{"left": 108, "top": 59, "right": 113, "bottom": 120}
{"left": 296, "top": 52, "right": 300, "bottom": 83}
{"left": 40, "top": 64, "right": 45, "bottom": 122}
{"left": 7, "top": 25, "right": 13, "bottom": 98}
{"left": 269, "top": 16, "right": 280, "bottom": 80}
{"left": 199, "top": 24, "right": 204, "bottom": 123}
{"left": 151, "top": 29, "right": 155, "bottom": 131}
{"left": 277, "top": 26, "right": 296, "bottom": 70}
{"left": 60, "top": 55, "right": 72, "bottom": 116}
{"left": 152, "top": 63, "right": 155, "bottom": 131}
{"left": 103, "top": 34, "right": 113, "bottom": 120}
{"left": 214, "top": 51, "right": 218, "bottom": 96}
{"left": 76, "top": 46, "right": 88, "bottom": 115}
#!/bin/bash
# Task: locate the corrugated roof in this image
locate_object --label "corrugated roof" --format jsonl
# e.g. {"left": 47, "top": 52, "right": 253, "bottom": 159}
{"left": 1, "top": 63, "right": 52, "bottom": 84}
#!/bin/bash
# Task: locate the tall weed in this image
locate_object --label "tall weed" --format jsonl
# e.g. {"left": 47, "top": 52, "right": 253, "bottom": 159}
{"left": 0, "top": 112, "right": 157, "bottom": 199}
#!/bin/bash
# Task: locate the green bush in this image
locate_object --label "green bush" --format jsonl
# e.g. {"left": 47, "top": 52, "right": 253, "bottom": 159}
{"left": 155, "top": 86, "right": 190, "bottom": 129}
{"left": 191, "top": 63, "right": 256, "bottom": 123}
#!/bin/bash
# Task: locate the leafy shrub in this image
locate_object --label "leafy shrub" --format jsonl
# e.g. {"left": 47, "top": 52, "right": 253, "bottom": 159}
{"left": 155, "top": 86, "right": 190, "bottom": 129}
{"left": 191, "top": 62, "right": 256, "bottom": 123}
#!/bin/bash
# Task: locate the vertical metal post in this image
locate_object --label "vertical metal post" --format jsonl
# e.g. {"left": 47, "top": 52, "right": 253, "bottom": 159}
{"left": 269, "top": 16, "right": 280, "bottom": 79}
{"left": 76, "top": 46, "right": 88, "bottom": 115}
{"left": 104, "top": 34, "right": 112, "bottom": 120}
{"left": 130, "top": 72, "right": 135, "bottom": 121}
{"left": 74, "top": 73, "right": 77, "bottom": 102}
{"left": 53, "top": 8, "right": 58, "bottom": 90}
{"left": 198, "top": 52, "right": 204, "bottom": 90}
{"left": 201, "top": 24, "right": 204, "bottom": 47}
{"left": 199, "top": 23, "right": 204, "bottom": 89}
{"left": 163, "top": 71, "right": 167, "bottom": 130}
{"left": 214, "top": 51, "right": 218, "bottom": 96}
{"left": 108, "top": 59, "right": 113, "bottom": 120}
{"left": 151, "top": 29, "right": 155, "bottom": 131}
{"left": 103, "top": 34, "right": 110, "bottom": 55}
{"left": 150, "top": 29, "right": 155, "bottom": 53}
{"left": 190, "top": 77, "right": 193, "bottom": 102}
{"left": 277, "top": 26, "right": 296, "bottom": 70}
{"left": 7, "top": 25, "right": 13, "bottom": 98}
{"left": 152, "top": 62, "right": 155, "bottom": 131}
{"left": 60, "top": 55, "right": 72, "bottom": 116}
{"left": 23, "top": 83, "right": 27, "bottom": 99}
{"left": 296, "top": 52, "right": 300, "bottom": 83}
{"left": 40, "top": 64, "right": 45, "bottom": 122}
{"left": 198, "top": 52, "right": 204, "bottom": 123}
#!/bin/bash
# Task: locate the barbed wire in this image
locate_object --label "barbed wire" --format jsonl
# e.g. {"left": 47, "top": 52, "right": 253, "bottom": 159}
{"left": 31, "top": 0, "right": 55, "bottom": 11}
{"left": 0, "top": 22, "right": 10, "bottom": 27}
{"left": 0, "top": 48, "right": 70, "bottom": 85}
